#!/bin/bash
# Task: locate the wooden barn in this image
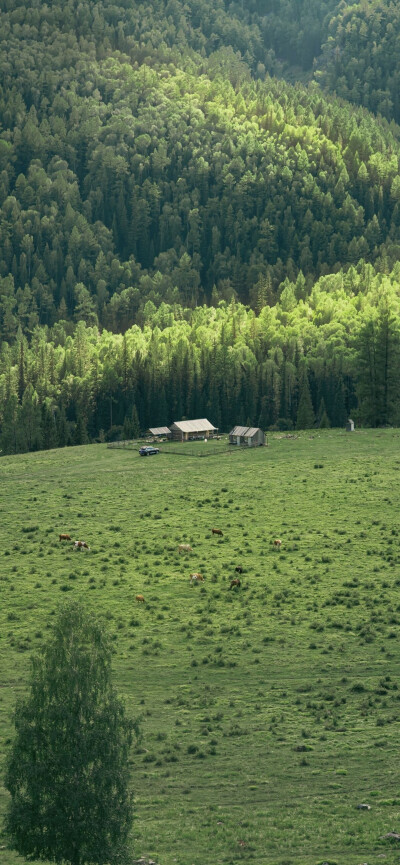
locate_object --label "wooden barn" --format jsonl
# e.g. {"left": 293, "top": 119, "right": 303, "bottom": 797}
{"left": 229, "top": 425, "right": 265, "bottom": 447}
{"left": 169, "top": 419, "right": 217, "bottom": 442}
{"left": 148, "top": 426, "right": 172, "bottom": 439}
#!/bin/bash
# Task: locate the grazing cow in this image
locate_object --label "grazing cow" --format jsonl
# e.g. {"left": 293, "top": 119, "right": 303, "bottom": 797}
{"left": 235, "top": 566, "right": 243, "bottom": 574}
{"left": 59, "top": 533, "right": 72, "bottom": 541}
{"left": 230, "top": 578, "right": 241, "bottom": 589}
{"left": 135, "top": 594, "right": 145, "bottom": 603}
{"left": 74, "top": 540, "right": 90, "bottom": 550}
{"left": 212, "top": 528, "right": 223, "bottom": 536}
{"left": 178, "top": 543, "right": 193, "bottom": 553}
{"left": 190, "top": 573, "right": 204, "bottom": 583}
{"left": 273, "top": 539, "right": 282, "bottom": 548}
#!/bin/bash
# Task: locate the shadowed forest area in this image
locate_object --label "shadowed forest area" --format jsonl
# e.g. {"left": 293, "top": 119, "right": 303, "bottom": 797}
{"left": 1, "top": 0, "right": 400, "bottom": 450}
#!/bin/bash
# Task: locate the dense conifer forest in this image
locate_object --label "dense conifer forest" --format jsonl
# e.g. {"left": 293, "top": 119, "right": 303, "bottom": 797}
{"left": 1, "top": 0, "right": 400, "bottom": 451}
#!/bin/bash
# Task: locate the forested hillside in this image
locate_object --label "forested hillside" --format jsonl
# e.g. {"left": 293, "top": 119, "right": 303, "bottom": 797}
{"left": 316, "top": 0, "right": 400, "bottom": 124}
{"left": 1, "top": 0, "right": 400, "bottom": 452}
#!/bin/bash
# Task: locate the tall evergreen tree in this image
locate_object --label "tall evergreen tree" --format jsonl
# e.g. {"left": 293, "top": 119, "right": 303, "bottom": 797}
{"left": 41, "top": 400, "right": 58, "bottom": 450}
{"left": 56, "top": 405, "right": 69, "bottom": 448}
{"left": 131, "top": 404, "right": 141, "bottom": 438}
{"left": 17, "top": 337, "right": 26, "bottom": 404}
{"left": 0, "top": 393, "right": 20, "bottom": 454}
{"left": 296, "top": 367, "right": 315, "bottom": 430}
{"left": 74, "top": 410, "right": 89, "bottom": 445}
{"left": 317, "top": 397, "right": 330, "bottom": 428}
{"left": 19, "top": 385, "right": 42, "bottom": 451}
{"left": 332, "top": 374, "right": 348, "bottom": 428}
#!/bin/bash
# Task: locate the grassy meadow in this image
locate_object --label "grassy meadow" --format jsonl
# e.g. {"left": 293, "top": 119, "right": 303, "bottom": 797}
{"left": 1, "top": 430, "right": 400, "bottom": 865}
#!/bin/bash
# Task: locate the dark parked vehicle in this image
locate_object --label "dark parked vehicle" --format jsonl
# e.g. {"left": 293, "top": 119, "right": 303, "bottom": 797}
{"left": 139, "top": 446, "right": 160, "bottom": 456}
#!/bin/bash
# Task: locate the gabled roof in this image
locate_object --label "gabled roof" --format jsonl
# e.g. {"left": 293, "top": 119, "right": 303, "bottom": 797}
{"left": 170, "top": 418, "right": 217, "bottom": 432}
{"left": 148, "top": 427, "right": 171, "bottom": 435}
{"left": 230, "top": 425, "right": 262, "bottom": 437}
{"left": 230, "top": 425, "right": 250, "bottom": 436}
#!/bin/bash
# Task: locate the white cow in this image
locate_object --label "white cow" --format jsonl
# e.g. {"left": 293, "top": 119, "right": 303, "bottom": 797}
{"left": 74, "top": 540, "right": 90, "bottom": 550}
{"left": 189, "top": 573, "right": 204, "bottom": 583}
{"left": 178, "top": 543, "right": 193, "bottom": 553}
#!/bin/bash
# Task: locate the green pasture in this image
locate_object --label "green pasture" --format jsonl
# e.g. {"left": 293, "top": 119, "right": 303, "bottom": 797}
{"left": 1, "top": 430, "right": 400, "bottom": 865}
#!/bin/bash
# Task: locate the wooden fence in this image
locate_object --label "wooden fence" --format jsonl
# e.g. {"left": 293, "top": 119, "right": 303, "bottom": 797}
{"left": 156, "top": 446, "right": 235, "bottom": 458}
{"left": 107, "top": 440, "right": 245, "bottom": 457}
{"left": 107, "top": 439, "right": 266, "bottom": 457}
{"left": 107, "top": 440, "right": 138, "bottom": 449}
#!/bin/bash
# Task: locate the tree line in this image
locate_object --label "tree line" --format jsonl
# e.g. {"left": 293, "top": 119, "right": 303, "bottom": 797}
{"left": 2, "top": 261, "right": 400, "bottom": 454}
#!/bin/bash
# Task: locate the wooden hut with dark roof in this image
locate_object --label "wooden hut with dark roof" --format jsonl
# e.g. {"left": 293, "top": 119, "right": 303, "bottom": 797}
{"left": 229, "top": 425, "right": 265, "bottom": 447}
{"left": 148, "top": 426, "right": 172, "bottom": 439}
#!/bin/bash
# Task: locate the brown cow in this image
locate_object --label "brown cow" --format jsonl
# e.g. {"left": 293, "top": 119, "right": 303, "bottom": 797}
{"left": 135, "top": 594, "right": 145, "bottom": 603}
{"left": 273, "top": 539, "right": 282, "bottom": 548}
{"left": 189, "top": 573, "right": 204, "bottom": 583}
{"left": 230, "top": 578, "right": 241, "bottom": 589}
{"left": 59, "top": 533, "right": 72, "bottom": 541}
{"left": 212, "top": 528, "right": 223, "bottom": 536}
{"left": 178, "top": 543, "right": 193, "bottom": 553}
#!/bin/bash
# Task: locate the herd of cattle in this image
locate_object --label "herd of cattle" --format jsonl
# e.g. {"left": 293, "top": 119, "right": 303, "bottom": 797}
{"left": 59, "top": 529, "right": 282, "bottom": 604}
{"left": 176, "top": 533, "right": 282, "bottom": 596}
{"left": 178, "top": 532, "right": 245, "bottom": 593}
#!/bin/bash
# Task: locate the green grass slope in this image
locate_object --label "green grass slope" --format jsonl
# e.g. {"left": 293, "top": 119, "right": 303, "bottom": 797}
{"left": 1, "top": 431, "right": 400, "bottom": 864}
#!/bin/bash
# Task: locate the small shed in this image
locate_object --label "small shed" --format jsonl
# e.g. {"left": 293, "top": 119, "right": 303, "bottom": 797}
{"left": 148, "top": 426, "right": 172, "bottom": 439}
{"left": 169, "top": 419, "right": 217, "bottom": 442}
{"left": 346, "top": 419, "right": 355, "bottom": 432}
{"left": 229, "top": 426, "right": 265, "bottom": 447}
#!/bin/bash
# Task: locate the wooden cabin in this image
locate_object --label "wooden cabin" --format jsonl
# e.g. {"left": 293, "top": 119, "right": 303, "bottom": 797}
{"left": 148, "top": 426, "right": 172, "bottom": 440}
{"left": 169, "top": 419, "right": 217, "bottom": 442}
{"left": 229, "top": 425, "right": 265, "bottom": 447}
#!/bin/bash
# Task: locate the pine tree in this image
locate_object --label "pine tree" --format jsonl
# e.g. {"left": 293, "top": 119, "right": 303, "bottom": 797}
{"left": 74, "top": 410, "right": 89, "bottom": 445}
{"left": 19, "top": 385, "right": 42, "bottom": 451}
{"left": 122, "top": 414, "right": 134, "bottom": 440}
{"left": 317, "top": 397, "right": 331, "bottom": 428}
{"left": 296, "top": 367, "right": 315, "bottom": 429}
{"left": 0, "top": 393, "right": 20, "bottom": 454}
{"left": 257, "top": 395, "right": 269, "bottom": 431}
{"left": 56, "top": 405, "right": 69, "bottom": 448}
{"left": 332, "top": 374, "right": 347, "bottom": 427}
{"left": 41, "top": 400, "right": 58, "bottom": 450}
{"left": 131, "top": 404, "right": 141, "bottom": 438}
{"left": 17, "top": 332, "right": 26, "bottom": 403}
